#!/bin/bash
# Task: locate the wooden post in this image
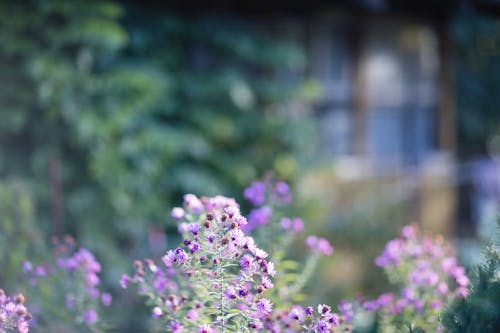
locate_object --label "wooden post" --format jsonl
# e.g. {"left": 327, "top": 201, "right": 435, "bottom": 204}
{"left": 351, "top": 22, "right": 367, "bottom": 156}
{"left": 437, "top": 16, "right": 455, "bottom": 152}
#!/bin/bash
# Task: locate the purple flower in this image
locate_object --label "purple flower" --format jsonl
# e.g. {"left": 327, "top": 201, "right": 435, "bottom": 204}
{"left": 317, "top": 238, "right": 333, "bottom": 255}
{"left": 178, "top": 222, "right": 189, "bottom": 234}
{"left": 261, "top": 276, "right": 273, "bottom": 289}
{"left": 83, "top": 309, "right": 98, "bottom": 324}
{"left": 252, "top": 247, "right": 268, "bottom": 259}
{"left": 101, "top": 293, "right": 112, "bottom": 306}
{"left": 170, "top": 320, "right": 183, "bottom": 333}
{"left": 171, "top": 207, "right": 185, "bottom": 220}
{"left": 401, "top": 287, "right": 416, "bottom": 301}
{"left": 306, "top": 236, "right": 333, "bottom": 255}
{"left": 183, "top": 194, "right": 203, "bottom": 213}
{"left": 162, "top": 248, "right": 188, "bottom": 267}
{"left": 365, "top": 224, "right": 470, "bottom": 330}
{"left": 317, "top": 304, "right": 331, "bottom": 315}
{"left": 375, "top": 239, "right": 404, "bottom": 267}
{"left": 187, "top": 223, "right": 200, "bottom": 235}
{"left": 229, "top": 229, "right": 247, "bottom": 247}
{"left": 254, "top": 298, "right": 273, "bottom": 318}
{"left": 198, "top": 324, "right": 214, "bottom": 333}
{"left": 457, "top": 275, "right": 470, "bottom": 287}
{"left": 86, "top": 272, "right": 99, "bottom": 287}
{"left": 162, "top": 250, "right": 176, "bottom": 267}
{"left": 457, "top": 287, "right": 469, "bottom": 297}
{"left": 437, "top": 282, "right": 449, "bottom": 295}
{"left": 306, "top": 236, "right": 318, "bottom": 249}
{"left": 224, "top": 286, "right": 237, "bottom": 300}
{"left": 35, "top": 265, "right": 48, "bottom": 276}
{"left": 174, "top": 248, "right": 188, "bottom": 264}
{"left": 238, "top": 287, "right": 249, "bottom": 297}
{"left": 153, "top": 275, "right": 171, "bottom": 293}
{"left": 413, "top": 299, "right": 425, "bottom": 311}
{"left": 186, "top": 309, "right": 199, "bottom": 320}
{"left": 363, "top": 300, "right": 379, "bottom": 311}
{"left": 18, "top": 320, "right": 29, "bottom": 333}
{"left": 274, "top": 181, "right": 292, "bottom": 205}
{"left": 392, "top": 298, "right": 409, "bottom": 314}
{"left": 265, "top": 261, "right": 276, "bottom": 276}
{"left": 441, "top": 257, "right": 457, "bottom": 272}
{"left": 401, "top": 225, "right": 416, "bottom": 239}
{"left": 244, "top": 181, "right": 266, "bottom": 206}
{"left": 338, "top": 300, "right": 353, "bottom": 321}
{"left": 0, "top": 292, "right": 31, "bottom": 333}
{"left": 22, "top": 261, "right": 33, "bottom": 273}
{"left": 240, "top": 254, "right": 254, "bottom": 270}
{"left": 246, "top": 206, "right": 272, "bottom": 231}
{"left": 451, "top": 266, "right": 466, "bottom": 279}
{"left": 329, "top": 313, "right": 339, "bottom": 326}
{"left": 288, "top": 306, "right": 303, "bottom": 320}
{"left": 120, "top": 274, "right": 130, "bottom": 289}
{"left": 224, "top": 205, "right": 239, "bottom": 217}
{"left": 280, "top": 217, "right": 304, "bottom": 233}
{"left": 188, "top": 241, "right": 200, "bottom": 254}
{"left": 430, "top": 299, "right": 442, "bottom": 310}
{"left": 280, "top": 217, "right": 292, "bottom": 230}
{"left": 292, "top": 218, "right": 304, "bottom": 232}
{"left": 377, "top": 293, "right": 394, "bottom": 307}
{"left": 315, "top": 319, "right": 330, "bottom": 333}
{"left": 152, "top": 306, "right": 163, "bottom": 318}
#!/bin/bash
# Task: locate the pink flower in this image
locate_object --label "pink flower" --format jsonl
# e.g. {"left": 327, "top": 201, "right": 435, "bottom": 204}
{"left": 254, "top": 298, "right": 273, "bottom": 318}
{"left": 152, "top": 306, "right": 163, "bottom": 318}
{"left": 83, "top": 309, "right": 98, "bottom": 324}
{"left": 171, "top": 207, "right": 185, "bottom": 220}
{"left": 101, "top": 293, "right": 112, "bottom": 306}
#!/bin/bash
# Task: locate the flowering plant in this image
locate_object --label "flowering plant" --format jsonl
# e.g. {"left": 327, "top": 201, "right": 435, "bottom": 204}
{"left": 0, "top": 289, "right": 31, "bottom": 333}
{"left": 355, "top": 224, "right": 470, "bottom": 332}
{"left": 121, "top": 177, "right": 352, "bottom": 332}
{"left": 243, "top": 176, "right": 333, "bottom": 304}
{"left": 5, "top": 176, "right": 476, "bottom": 333}
{"left": 22, "top": 237, "right": 111, "bottom": 332}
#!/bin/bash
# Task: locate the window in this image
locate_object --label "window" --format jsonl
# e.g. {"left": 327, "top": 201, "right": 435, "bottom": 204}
{"left": 310, "top": 17, "right": 439, "bottom": 171}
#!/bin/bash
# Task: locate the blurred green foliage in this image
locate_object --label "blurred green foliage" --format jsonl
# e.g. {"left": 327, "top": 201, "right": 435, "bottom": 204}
{"left": 0, "top": 181, "right": 46, "bottom": 290}
{"left": 442, "top": 222, "right": 500, "bottom": 333}
{"left": 453, "top": 12, "right": 500, "bottom": 158}
{"left": 0, "top": 0, "right": 310, "bottom": 256}
{"left": 0, "top": 0, "right": 313, "bottom": 330}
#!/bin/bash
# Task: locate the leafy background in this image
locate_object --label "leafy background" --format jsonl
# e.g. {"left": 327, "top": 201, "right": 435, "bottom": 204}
{"left": 0, "top": 1, "right": 499, "bottom": 332}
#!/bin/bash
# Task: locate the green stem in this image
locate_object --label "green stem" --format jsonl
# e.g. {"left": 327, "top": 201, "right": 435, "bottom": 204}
{"left": 219, "top": 268, "right": 225, "bottom": 333}
{"left": 281, "top": 253, "right": 319, "bottom": 299}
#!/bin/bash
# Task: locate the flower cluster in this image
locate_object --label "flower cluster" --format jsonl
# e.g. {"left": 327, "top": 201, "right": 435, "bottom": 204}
{"left": 122, "top": 175, "right": 344, "bottom": 333}
{"left": 0, "top": 172, "right": 476, "bottom": 333}
{"left": 121, "top": 177, "right": 472, "bottom": 333}
{"left": 242, "top": 176, "right": 334, "bottom": 304}
{"left": 230, "top": 303, "right": 353, "bottom": 333}
{"left": 241, "top": 177, "right": 343, "bottom": 332}
{"left": 305, "top": 236, "right": 334, "bottom": 256}
{"left": 279, "top": 217, "right": 304, "bottom": 234}
{"left": 361, "top": 224, "right": 470, "bottom": 330}
{"left": 244, "top": 178, "right": 292, "bottom": 207}
{"left": 287, "top": 304, "right": 353, "bottom": 333}
{"left": 243, "top": 176, "right": 292, "bottom": 233}
{"left": 0, "top": 289, "right": 31, "bottom": 333}
{"left": 122, "top": 194, "right": 277, "bottom": 332}
{"left": 23, "top": 237, "right": 111, "bottom": 329}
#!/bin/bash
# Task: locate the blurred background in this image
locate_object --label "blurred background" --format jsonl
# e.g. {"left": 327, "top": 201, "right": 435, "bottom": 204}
{"left": 0, "top": 0, "right": 499, "bottom": 331}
